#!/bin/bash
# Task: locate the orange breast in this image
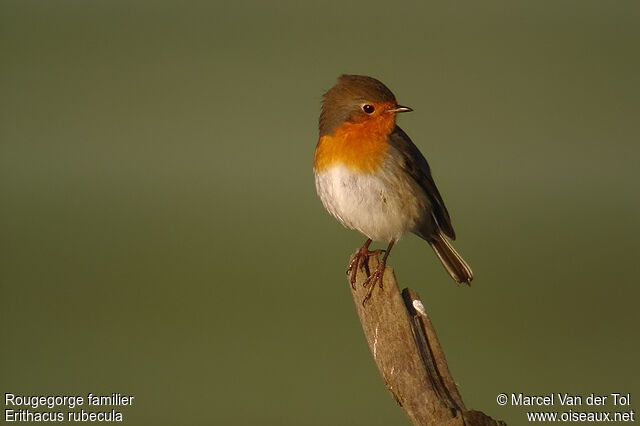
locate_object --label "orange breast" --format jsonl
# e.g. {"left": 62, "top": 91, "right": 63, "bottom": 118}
{"left": 314, "top": 115, "right": 394, "bottom": 173}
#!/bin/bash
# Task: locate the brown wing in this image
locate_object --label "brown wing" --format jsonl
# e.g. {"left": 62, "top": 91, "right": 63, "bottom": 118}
{"left": 388, "top": 126, "right": 456, "bottom": 240}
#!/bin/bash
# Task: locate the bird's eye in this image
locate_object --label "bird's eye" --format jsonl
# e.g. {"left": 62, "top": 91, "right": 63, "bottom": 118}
{"left": 362, "top": 104, "right": 375, "bottom": 114}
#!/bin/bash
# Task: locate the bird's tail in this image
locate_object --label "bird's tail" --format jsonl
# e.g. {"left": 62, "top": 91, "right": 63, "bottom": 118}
{"left": 428, "top": 232, "right": 473, "bottom": 285}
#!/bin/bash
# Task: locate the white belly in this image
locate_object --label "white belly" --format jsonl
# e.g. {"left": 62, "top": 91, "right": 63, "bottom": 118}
{"left": 314, "top": 163, "right": 429, "bottom": 242}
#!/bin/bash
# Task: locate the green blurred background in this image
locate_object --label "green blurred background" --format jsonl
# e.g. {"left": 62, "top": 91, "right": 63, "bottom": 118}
{"left": 1, "top": 1, "right": 638, "bottom": 424}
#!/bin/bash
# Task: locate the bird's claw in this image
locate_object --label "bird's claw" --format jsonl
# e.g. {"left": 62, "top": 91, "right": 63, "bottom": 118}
{"left": 361, "top": 263, "right": 386, "bottom": 306}
{"left": 347, "top": 248, "right": 383, "bottom": 288}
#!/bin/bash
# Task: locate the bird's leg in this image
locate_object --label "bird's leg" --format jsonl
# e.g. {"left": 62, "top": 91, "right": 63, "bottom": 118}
{"left": 347, "top": 239, "right": 383, "bottom": 289}
{"left": 362, "top": 240, "right": 395, "bottom": 306}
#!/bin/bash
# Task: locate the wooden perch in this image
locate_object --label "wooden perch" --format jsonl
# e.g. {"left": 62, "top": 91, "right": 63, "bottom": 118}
{"left": 349, "top": 253, "right": 505, "bottom": 426}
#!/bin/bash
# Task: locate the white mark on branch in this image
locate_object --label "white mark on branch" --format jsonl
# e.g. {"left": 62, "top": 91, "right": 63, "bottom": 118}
{"left": 412, "top": 299, "right": 427, "bottom": 316}
{"left": 391, "top": 366, "right": 395, "bottom": 375}
{"left": 373, "top": 325, "right": 379, "bottom": 359}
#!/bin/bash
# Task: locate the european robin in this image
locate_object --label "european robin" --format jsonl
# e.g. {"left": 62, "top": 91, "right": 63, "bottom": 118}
{"left": 313, "top": 75, "right": 473, "bottom": 304}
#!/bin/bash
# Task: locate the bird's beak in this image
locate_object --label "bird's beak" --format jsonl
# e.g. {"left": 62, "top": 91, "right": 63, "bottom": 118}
{"left": 390, "top": 105, "right": 413, "bottom": 113}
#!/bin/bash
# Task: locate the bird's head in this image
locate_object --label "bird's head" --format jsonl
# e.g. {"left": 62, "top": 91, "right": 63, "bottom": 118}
{"left": 319, "top": 75, "right": 412, "bottom": 136}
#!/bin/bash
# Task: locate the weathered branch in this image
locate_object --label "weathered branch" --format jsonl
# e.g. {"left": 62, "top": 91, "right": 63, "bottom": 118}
{"left": 349, "top": 253, "right": 505, "bottom": 426}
